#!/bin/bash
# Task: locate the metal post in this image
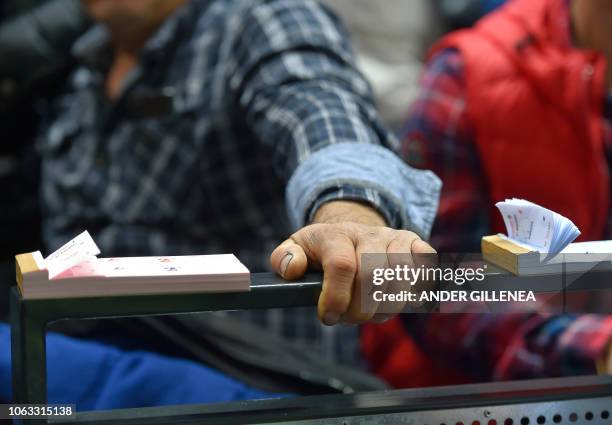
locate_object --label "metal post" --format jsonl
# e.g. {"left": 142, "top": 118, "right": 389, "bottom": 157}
{"left": 10, "top": 287, "right": 48, "bottom": 425}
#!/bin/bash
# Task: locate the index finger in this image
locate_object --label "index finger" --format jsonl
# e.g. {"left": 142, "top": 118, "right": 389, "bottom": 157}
{"left": 292, "top": 227, "right": 357, "bottom": 326}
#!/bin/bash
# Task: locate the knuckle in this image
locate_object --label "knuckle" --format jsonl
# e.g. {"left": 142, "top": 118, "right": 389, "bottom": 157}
{"left": 292, "top": 224, "right": 317, "bottom": 241}
{"left": 291, "top": 224, "right": 323, "bottom": 256}
{"left": 326, "top": 255, "right": 357, "bottom": 276}
{"left": 363, "top": 229, "right": 380, "bottom": 240}
{"left": 330, "top": 222, "right": 358, "bottom": 237}
{"left": 396, "top": 229, "right": 419, "bottom": 240}
{"left": 388, "top": 230, "right": 419, "bottom": 249}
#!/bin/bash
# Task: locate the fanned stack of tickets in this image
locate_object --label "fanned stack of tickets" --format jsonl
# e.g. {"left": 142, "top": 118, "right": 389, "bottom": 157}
{"left": 495, "top": 198, "right": 581, "bottom": 257}
{"left": 482, "top": 199, "right": 612, "bottom": 275}
{"left": 15, "top": 231, "right": 251, "bottom": 299}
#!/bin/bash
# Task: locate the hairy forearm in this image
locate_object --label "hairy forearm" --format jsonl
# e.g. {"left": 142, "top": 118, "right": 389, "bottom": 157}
{"left": 313, "top": 200, "right": 387, "bottom": 227}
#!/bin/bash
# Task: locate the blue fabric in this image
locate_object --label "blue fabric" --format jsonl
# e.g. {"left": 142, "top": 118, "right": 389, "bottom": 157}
{"left": 0, "top": 323, "right": 282, "bottom": 410}
{"left": 483, "top": 0, "right": 506, "bottom": 13}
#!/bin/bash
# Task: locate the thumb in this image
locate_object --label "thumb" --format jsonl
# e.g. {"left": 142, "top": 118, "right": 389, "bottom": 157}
{"left": 270, "top": 238, "right": 308, "bottom": 280}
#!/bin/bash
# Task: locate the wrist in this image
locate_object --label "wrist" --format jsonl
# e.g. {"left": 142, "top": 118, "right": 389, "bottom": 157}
{"left": 312, "top": 200, "right": 387, "bottom": 227}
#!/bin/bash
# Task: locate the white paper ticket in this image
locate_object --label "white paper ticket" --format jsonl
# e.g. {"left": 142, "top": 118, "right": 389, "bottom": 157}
{"left": 45, "top": 231, "right": 101, "bottom": 279}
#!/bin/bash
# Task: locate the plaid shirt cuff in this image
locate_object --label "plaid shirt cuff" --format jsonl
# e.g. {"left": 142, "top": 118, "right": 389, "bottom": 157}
{"left": 286, "top": 143, "right": 441, "bottom": 236}
{"left": 305, "top": 185, "right": 404, "bottom": 228}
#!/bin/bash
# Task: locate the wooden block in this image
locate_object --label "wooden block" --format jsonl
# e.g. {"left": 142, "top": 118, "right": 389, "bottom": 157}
{"left": 482, "top": 235, "right": 533, "bottom": 275}
{"left": 15, "top": 252, "right": 40, "bottom": 292}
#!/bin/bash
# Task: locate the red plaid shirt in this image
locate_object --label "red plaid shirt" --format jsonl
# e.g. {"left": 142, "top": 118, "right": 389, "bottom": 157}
{"left": 400, "top": 48, "right": 612, "bottom": 380}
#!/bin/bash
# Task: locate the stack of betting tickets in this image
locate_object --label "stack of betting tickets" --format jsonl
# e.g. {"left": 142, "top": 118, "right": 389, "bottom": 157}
{"left": 15, "top": 231, "right": 250, "bottom": 299}
{"left": 482, "top": 199, "right": 612, "bottom": 275}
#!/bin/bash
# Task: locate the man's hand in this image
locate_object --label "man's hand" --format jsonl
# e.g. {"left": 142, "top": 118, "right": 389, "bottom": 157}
{"left": 270, "top": 200, "right": 436, "bottom": 326}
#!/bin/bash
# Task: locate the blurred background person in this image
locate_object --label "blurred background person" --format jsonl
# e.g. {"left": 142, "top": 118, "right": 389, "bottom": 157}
{"left": 2, "top": 0, "right": 441, "bottom": 398}
{"left": 395, "top": 0, "right": 612, "bottom": 384}
{"left": 0, "top": 2, "right": 294, "bottom": 408}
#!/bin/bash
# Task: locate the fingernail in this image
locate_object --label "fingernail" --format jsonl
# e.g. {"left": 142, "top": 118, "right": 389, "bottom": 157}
{"left": 280, "top": 252, "right": 293, "bottom": 278}
{"left": 323, "top": 311, "right": 341, "bottom": 326}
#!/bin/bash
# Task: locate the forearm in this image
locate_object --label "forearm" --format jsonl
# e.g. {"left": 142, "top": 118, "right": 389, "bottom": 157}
{"left": 232, "top": 0, "right": 382, "bottom": 177}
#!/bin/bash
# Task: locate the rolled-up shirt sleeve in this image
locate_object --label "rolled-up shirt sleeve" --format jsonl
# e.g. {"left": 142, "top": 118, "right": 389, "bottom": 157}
{"left": 228, "top": 0, "right": 441, "bottom": 237}
{"left": 287, "top": 143, "right": 441, "bottom": 237}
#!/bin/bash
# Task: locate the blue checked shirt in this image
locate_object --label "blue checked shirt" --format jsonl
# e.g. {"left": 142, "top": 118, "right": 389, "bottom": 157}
{"left": 38, "top": 0, "right": 440, "bottom": 365}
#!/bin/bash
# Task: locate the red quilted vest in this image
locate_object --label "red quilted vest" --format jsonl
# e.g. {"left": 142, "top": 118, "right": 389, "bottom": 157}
{"left": 432, "top": 0, "right": 609, "bottom": 239}
{"left": 362, "top": 0, "right": 609, "bottom": 388}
